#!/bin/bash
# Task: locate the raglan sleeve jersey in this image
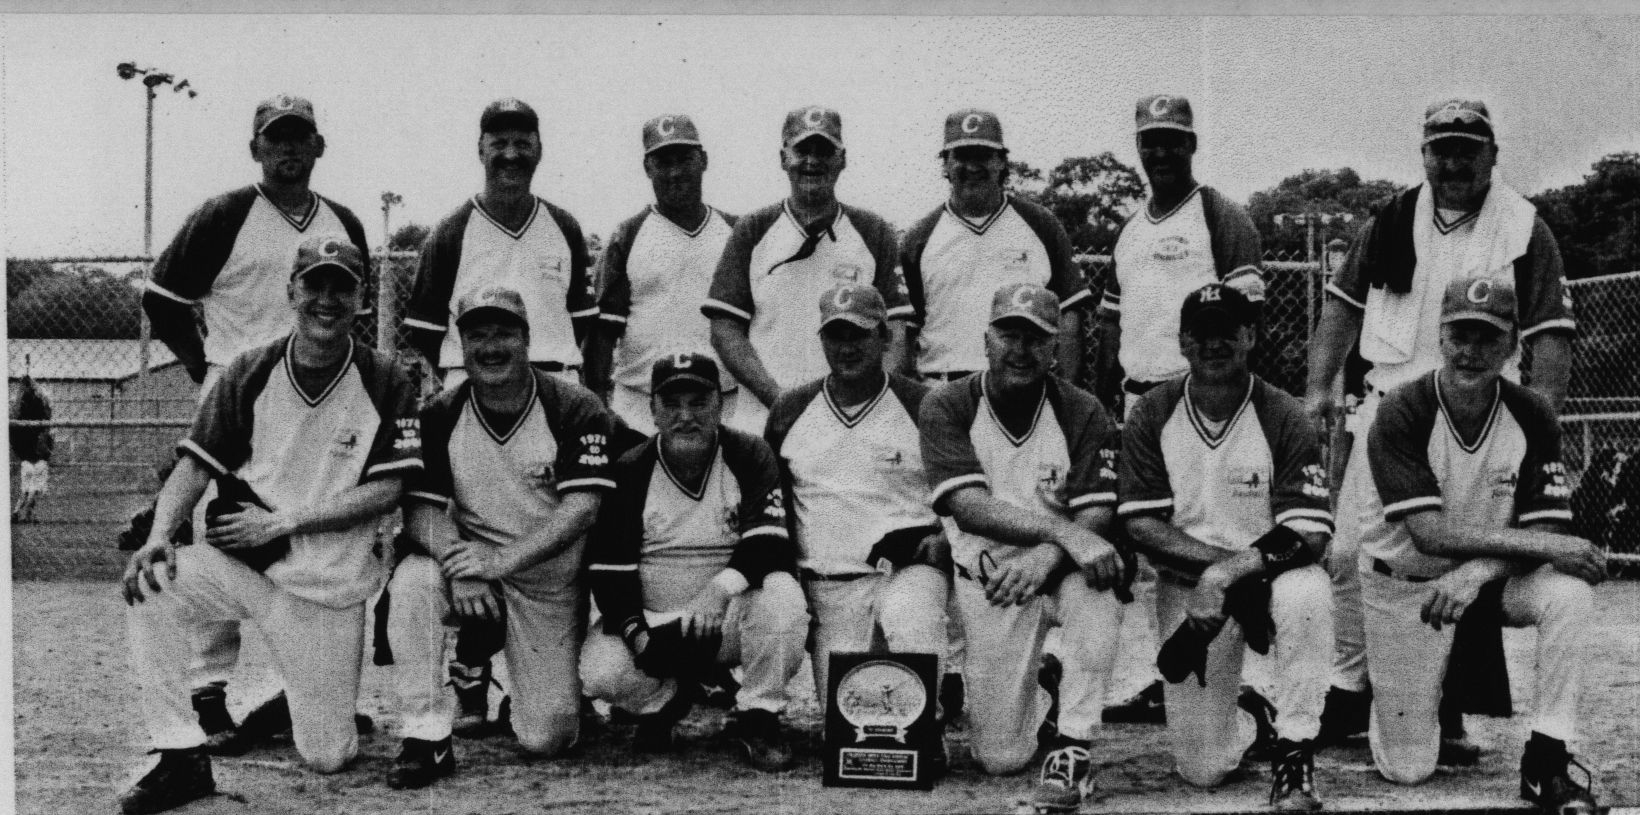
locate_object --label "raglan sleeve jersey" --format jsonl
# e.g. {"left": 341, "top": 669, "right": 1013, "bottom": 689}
{"left": 1363, "top": 374, "right": 1572, "bottom": 578}
{"left": 182, "top": 339, "right": 421, "bottom": 607}
{"left": 1117, "top": 377, "right": 1332, "bottom": 553}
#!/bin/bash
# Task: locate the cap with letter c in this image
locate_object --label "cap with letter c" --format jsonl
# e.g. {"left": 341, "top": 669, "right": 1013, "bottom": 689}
{"left": 455, "top": 285, "right": 530, "bottom": 331}
{"left": 1441, "top": 276, "right": 1517, "bottom": 331}
{"left": 782, "top": 105, "right": 844, "bottom": 149}
{"left": 290, "top": 233, "right": 363, "bottom": 284}
{"left": 254, "top": 94, "right": 317, "bottom": 135}
{"left": 1136, "top": 94, "right": 1194, "bottom": 134}
{"left": 652, "top": 351, "right": 722, "bottom": 395}
{"left": 990, "top": 282, "right": 1061, "bottom": 335}
{"left": 643, "top": 113, "right": 703, "bottom": 154}
{"left": 942, "top": 108, "right": 1006, "bottom": 153}
{"left": 819, "top": 282, "right": 887, "bottom": 330}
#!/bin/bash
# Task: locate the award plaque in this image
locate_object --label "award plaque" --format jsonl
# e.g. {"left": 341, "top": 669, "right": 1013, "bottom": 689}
{"left": 822, "top": 651, "right": 939, "bottom": 790}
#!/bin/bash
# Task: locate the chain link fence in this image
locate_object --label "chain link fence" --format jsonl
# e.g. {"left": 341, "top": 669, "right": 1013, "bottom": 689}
{"left": 9, "top": 251, "right": 1640, "bottom": 569}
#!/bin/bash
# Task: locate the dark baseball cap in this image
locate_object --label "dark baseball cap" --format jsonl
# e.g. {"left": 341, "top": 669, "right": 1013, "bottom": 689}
{"left": 819, "top": 282, "right": 887, "bottom": 330}
{"left": 1180, "top": 282, "right": 1258, "bottom": 335}
{"left": 782, "top": 106, "right": 844, "bottom": 149}
{"left": 990, "top": 282, "right": 1061, "bottom": 335}
{"left": 290, "top": 233, "right": 363, "bottom": 284}
{"left": 1423, "top": 98, "right": 1494, "bottom": 144}
{"left": 1136, "top": 94, "right": 1194, "bottom": 134}
{"left": 643, "top": 114, "right": 703, "bottom": 154}
{"left": 651, "top": 352, "right": 721, "bottom": 394}
{"left": 942, "top": 108, "right": 1006, "bottom": 153}
{"left": 254, "top": 94, "right": 317, "bottom": 135}
{"left": 480, "top": 98, "right": 539, "bottom": 135}
{"left": 1441, "top": 276, "right": 1517, "bottom": 331}
{"left": 455, "top": 286, "right": 530, "bottom": 330}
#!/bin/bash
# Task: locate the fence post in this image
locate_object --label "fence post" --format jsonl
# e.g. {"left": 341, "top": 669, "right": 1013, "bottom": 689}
{"left": 376, "top": 254, "right": 399, "bottom": 354}
{"left": 136, "top": 260, "right": 152, "bottom": 397}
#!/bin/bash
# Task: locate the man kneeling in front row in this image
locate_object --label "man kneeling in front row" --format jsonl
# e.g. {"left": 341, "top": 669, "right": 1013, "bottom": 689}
{"left": 581, "top": 352, "right": 809, "bottom": 772}
{"left": 1118, "top": 283, "right": 1334, "bottom": 811}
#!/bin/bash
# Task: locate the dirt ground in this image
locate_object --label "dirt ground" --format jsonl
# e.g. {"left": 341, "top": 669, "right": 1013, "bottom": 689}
{"left": 10, "top": 576, "right": 1640, "bottom": 815}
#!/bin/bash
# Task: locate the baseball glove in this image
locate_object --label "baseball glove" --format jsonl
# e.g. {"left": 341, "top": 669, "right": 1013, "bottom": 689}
{"left": 633, "top": 618, "right": 723, "bottom": 681}
{"left": 204, "top": 475, "right": 290, "bottom": 572}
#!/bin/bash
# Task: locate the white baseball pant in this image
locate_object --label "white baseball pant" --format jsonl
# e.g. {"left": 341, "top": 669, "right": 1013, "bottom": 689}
{"left": 186, "top": 363, "right": 241, "bottom": 693}
{"left": 1362, "top": 561, "right": 1593, "bottom": 784}
{"left": 388, "top": 550, "right": 587, "bottom": 755}
{"left": 127, "top": 544, "right": 364, "bottom": 772}
{"left": 804, "top": 564, "right": 948, "bottom": 710}
{"left": 1157, "top": 565, "right": 1333, "bottom": 786}
{"left": 580, "top": 571, "right": 808, "bottom": 716}
{"left": 1327, "top": 392, "right": 1377, "bottom": 694}
{"left": 952, "top": 569, "right": 1122, "bottom": 774}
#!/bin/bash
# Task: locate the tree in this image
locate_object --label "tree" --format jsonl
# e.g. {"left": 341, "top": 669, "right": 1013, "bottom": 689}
{"left": 7, "top": 258, "right": 56, "bottom": 301}
{"left": 1246, "top": 168, "right": 1402, "bottom": 257}
{"left": 1529, "top": 152, "right": 1640, "bottom": 280}
{"left": 1008, "top": 154, "right": 1145, "bottom": 253}
{"left": 388, "top": 222, "right": 430, "bottom": 251}
{"left": 8, "top": 264, "right": 142, "bottom": 339}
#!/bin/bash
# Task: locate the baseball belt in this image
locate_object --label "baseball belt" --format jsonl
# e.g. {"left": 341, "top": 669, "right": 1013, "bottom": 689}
{"left": 1371, "top": 558, "right": 1435, "bottom": 583}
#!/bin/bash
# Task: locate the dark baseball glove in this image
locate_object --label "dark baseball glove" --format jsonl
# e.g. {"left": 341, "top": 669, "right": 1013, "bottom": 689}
{"left": 204, "top": 475, "right": 290, "bottom": 572}
{"left": 632, "top": 618, "right": 723, "bottom": 681}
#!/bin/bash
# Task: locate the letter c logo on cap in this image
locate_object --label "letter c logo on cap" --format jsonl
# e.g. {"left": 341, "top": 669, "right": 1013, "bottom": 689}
{"left": 1467, "top": 278, "right": 1493, "bottom": 304}
{"left": 657, "top": 116, "right": 675, "bottom": 137}
{"left": 804, "top": 107, "right": 826, "bottom": 127}
{"left": 274, "top": 95, "right": 296, "bottom": 111}
{"left": 1150, "top": 96, "right": 1173, "bottom": 117}
{"left": 832, "top": 287, "right": 854, "bottom": 309}
{"left": 671, "top": 352, "right": 693, "bottom": 369}
{"left": 1011, "top": 286, "right": 1035, "bottom": 310}
{"left": 320, "top": 239, "right": 343, "bottom": 257}
{"left": 962, "top": 113, "right": 984, "bottom": 134}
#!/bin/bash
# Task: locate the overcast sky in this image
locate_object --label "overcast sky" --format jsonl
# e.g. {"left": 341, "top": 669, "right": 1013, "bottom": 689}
{"left": 3, "top": 13, "right": 1637, "bottom": 258}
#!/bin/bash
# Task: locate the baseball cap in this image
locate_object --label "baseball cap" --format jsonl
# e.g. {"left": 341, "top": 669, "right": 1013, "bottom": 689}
{"left": 455, "top": 286, "right": 530, "bottom": 330}
{"left": 1136, "top": 94, "right": 1194, "bottom": 134}
{"left": 643, "top": 114, "right": 703, "bottom": 154}
{"left": 942, "top": 109, "right": 1006, "bottom": 153}
{"left": 1180, "top": 282, "right": 1259, "bottom": 335}
{"left": 651, "top": 352, "right": 721, "bottom": 394}
{"left": 290, "top": 234, "right": 363, "bottom": 284}
{"left": 1440, "top": 276, "right": 1517, "bottom": 331}
{"left": 819, "top": 283, "right": 887, "bottom": 330}
{"left": 989, "top": 282, "right": 1061, "bottom": 335}
{"left": 253, "top": 94, "right": 317, "bottom": 135}
{"left": 480, "top": 98, "right": 539, "bottom": 134}
{"left": 1423, "top": 98, "right": 1494, "bottom": 144}
{"left": 782, "top": 106, "right": 844, "bottom": 150}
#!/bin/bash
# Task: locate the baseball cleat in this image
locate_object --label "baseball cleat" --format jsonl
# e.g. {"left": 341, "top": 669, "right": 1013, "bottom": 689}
{"left": 1268, "top": 739, "right": 1321, "bottom": 812}
{"left": 1030, "top": 743, "right": 1096, "bottom": 812}
{"left": 450, "top": 663, "right": 493, "bottom": 737}
{"left": 939, "top": 672, "right": 966, "bottom": 726}
{"left": 1240, "top": 687, "right": 1279, "bottom": 763}
{"left": 725, "top": 709, "right": 795, "bottom": 772}
{"left": 1438, "top": 735, "right": 1483, "bottom": 767}
{"left": 691, "top": 665, "right": 741, "bottom": 709}
{"left": 354, "top": 713, "right": 376, "bottom": 735}
{"left": 386, "top": 736, "right": 456, "bottom": 790}
{"left": 1103, "top": 679, "right": 1166, "bottom": 724}
{"left": 1520, "top": 733, "right": 1600, "bottom": 814}
{"left": 1317, "top": 686, "right": 1369, "bottom": 746}
{"left": 634, "top": 689, "right": 693, "bottom": 753}
{"left": 118, "top": 747, "right": 215, "bottom": 814}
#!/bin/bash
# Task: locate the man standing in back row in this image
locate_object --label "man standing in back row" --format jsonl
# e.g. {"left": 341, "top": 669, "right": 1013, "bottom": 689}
{"left": 706, "top": 105, "right": 914, "bottom": 436}
{"left": 1304, "top": 98, "right": 1576, "bottom": 750}
{"left": 585, "top": 113, "right": 740, "bottom": 439}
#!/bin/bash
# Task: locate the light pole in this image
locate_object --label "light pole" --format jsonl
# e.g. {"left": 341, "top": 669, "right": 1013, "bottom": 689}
{"left": 117, "top": 62, "right": 197, "bottom": 256}
{"left": 378, "top": 192, "right": 404, "bottom": 351}
{"left": 380, "top": 191, "right": 403, "bottom": 251}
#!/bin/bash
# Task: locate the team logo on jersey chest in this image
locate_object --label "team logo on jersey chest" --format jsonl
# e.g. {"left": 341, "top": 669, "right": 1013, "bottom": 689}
{"left": 332, "top": 429, "right": 362, "bottom": 456}
{"left": 1490, "top": 466, "right": 1519, "bottom": 499}
{"left": 1152, "top": 235, "right": 1191, "bottom": 261}
{"left": 537, "top": 255, "right": 567, "bottom": 283}
{"left": 1004, "top": 250, "right": 1030, "bottom": 272}
{"left": 831, "top": 263, "right": 863, "bottom": 282}
{"left": 526, "top": 462, "right": 556, "bottom": 493}
{"left": 1035, "top": 462, "right": 1068, "bottom": 510}
{"left": 720, "top": 505, "right": 740, "bottom": 537}
{"left": 1229, "top": 468, "right": 1268, "bottom": 497}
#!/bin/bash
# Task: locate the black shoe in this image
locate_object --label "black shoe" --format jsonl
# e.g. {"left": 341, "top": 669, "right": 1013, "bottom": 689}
{"left": 1520, "top": 733, "right": 1599, "bottom": 814}
{"left": 118, "top": 747, "right": 216, "bottom": 814}
{"left": 1317, "top": 686, "right": 1369, "bottom": 746}
{"left": 1269, "top": 739, "right": 1321, "bottom": 812}
{"left": 938, "top": 672, "right": 965, "bottom": 726}
{"left": 386, "top": 736, "right": 455, "bottom": 790}
{"left": 1240, "top": 687, "right": 1279, "bottom": 763}
{"left": 496, "top": 695, "right": 514, "bottom": 737}
{"left": 1439, "top": 736, "right": 1483, "bottom": 767}
{"left": 1037, "top": 654, "right": 1062, "bottom": 746}
{"left": 691, "top": 665, "right": 741, "bottom": 709}
{"left": 725, "top": 709, "right": 794, "bottom": 772}
{"left": 634, "top": 690, "right": 693, "bottom": 753}
{"left": 450, "top": 663, "right": 492, "bottom": 737}
{"left": 1103, "top": 679, "right": 1166, "bottom": 724}
{"left": 355, "top": 713, "right": 376, "bottom": 735}
{"left": 234, "top": 692, "right": 293, "bottom": 745}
